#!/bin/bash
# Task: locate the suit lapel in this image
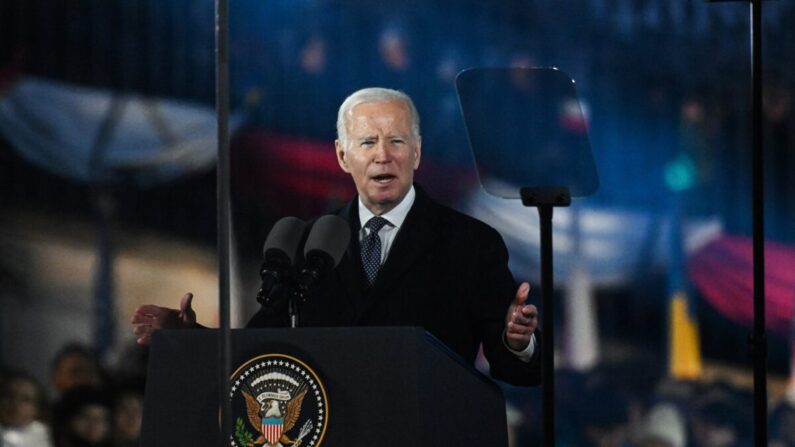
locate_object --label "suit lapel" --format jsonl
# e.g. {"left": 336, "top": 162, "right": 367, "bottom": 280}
{"left": 332, "top": 201, "right": 365, "bottom": 307}
{"left": 361, "top": 188, "right": 440, "bottom": 312}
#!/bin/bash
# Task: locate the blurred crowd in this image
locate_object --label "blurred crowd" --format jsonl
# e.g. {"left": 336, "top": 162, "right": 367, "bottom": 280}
{"left": 504, "top": 364, "right": 795, "bottom": 447}
{"left": 1, "top": 342, "right": 146, "bottom": 447}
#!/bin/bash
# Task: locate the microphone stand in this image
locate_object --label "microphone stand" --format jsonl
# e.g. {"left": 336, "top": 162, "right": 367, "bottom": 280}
{"left": 257, "top": 280, "right": 303, "bottom": 329}
{"left": 520, "top": 186, "right": 571, "bottom": 447}
{"left": 288, "top": 290, "right": 303, "bottom": 329}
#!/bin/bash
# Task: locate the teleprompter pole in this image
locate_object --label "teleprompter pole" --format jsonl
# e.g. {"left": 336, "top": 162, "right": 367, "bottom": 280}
{"left": 750, "top": 1, "right": 767, "bottom": 446}
{"left": 539, "top": 204, "right": 555, "bottom": 447}
{"left": 521, "top": 187, "right": 571, "bottom": 447}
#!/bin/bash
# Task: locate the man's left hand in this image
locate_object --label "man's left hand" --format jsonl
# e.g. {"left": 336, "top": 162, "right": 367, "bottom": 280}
{"left": 504, "top": 282, "right": 538, "bottom": 351}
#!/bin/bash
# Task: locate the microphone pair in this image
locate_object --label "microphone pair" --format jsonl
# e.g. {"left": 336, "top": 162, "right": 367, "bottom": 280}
{"left": 257, "top": 215, "right": 350, "bottom": 305}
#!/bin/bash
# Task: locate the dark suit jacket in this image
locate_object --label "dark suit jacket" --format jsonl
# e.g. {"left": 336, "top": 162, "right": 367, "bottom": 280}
{"left": 248, "top": 186, "right": 540, "bottom": 386}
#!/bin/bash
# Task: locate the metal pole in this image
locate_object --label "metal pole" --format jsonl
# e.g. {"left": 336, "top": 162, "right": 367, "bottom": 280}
{"left": 704, "top": 2, "right": 767, "bottom": 443}
{"left": 750, "top": 0, "right": 767, "bottom": 446}
{"left": 539, "top": 205, "right": 555, "bottom": 447}
{"left": 215, "top": 0, "right": 232, "bottom": 444}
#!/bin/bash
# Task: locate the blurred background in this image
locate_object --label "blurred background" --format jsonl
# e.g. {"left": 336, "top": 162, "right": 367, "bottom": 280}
{"left": 1, "top": 0, "right": 794, "bottom": 446}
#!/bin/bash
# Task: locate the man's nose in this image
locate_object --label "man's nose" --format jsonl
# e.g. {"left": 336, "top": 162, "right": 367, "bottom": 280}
{"left": 373, "top": 142, "right": 391, "bottom": 163}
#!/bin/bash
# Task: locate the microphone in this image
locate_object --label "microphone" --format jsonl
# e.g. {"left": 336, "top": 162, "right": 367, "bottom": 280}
{"left": 256, "top": 216, "right": 307, "bottom": 305}
{"left": 298, "top": 215, "right": 350, "bottom": 291}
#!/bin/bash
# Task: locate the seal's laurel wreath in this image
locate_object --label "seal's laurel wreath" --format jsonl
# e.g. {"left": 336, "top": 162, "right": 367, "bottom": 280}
{"left": 228, "top": 354, "right": 328, "bottom": 447}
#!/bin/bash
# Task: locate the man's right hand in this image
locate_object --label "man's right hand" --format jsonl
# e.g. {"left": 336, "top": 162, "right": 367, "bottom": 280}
{"left": 131, "top": 292, "right": 198, "bottom": 345}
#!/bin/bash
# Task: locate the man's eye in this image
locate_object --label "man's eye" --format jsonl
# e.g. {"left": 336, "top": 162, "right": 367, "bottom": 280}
{"left": 391, "top": 139, "right": 404, "bottom": 144}
{"left": 361, "top": 140, "right": 375, "bottom": 147}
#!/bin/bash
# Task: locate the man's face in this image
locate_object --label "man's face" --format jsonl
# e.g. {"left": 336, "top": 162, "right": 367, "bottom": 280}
{"left": 336, "top": 100, "right": 421, "bottom": 215}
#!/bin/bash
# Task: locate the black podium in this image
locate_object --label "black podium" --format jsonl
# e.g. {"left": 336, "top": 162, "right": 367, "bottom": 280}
{"left": 141, "top": 327, "right": 509, "bottom": 447}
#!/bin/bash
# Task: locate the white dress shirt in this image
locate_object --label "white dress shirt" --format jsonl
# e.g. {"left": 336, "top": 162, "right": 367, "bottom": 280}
{"left": 357, "top": 185, "right": 416, "bottom": 264}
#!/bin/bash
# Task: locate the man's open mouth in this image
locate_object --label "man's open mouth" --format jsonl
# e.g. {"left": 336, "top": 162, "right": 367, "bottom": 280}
{"left": 372, "top": 174, "right": 396, "bottom": 183}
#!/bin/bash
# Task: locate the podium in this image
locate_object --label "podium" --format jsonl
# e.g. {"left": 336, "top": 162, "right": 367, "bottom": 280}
{"left": 141, "top": 327, "right": 509, "bottom": 447}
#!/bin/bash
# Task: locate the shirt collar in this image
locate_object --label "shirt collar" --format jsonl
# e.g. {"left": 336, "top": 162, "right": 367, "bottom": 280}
{"left": 358, "top": 185, "right": 416, "bottom": 230}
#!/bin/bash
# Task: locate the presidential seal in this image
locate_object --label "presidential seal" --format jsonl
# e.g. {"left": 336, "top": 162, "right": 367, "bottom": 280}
{"left": 228, "top": 354, "right": 328, "bottom": 447}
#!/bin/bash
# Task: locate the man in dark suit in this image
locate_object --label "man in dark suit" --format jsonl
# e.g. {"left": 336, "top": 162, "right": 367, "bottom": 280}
{"left": 132, "top": 87, "right": 540, "bottom": 386}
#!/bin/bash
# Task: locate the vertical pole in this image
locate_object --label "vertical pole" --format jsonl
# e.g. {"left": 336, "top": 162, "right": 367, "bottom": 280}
{"left": 539, "top": 205, "right": 555, "bottom": 447}
{"left": 215, "top": 0, "right": 232, "bottom": 444}
{"left": 87, "top": 98, "right": 124, "bottom": 359}
{"left": 93, "top": 189, "right": 115, "bottom": 358}
{"left": 750, "top": 0, "right": 767, "bottom": 446}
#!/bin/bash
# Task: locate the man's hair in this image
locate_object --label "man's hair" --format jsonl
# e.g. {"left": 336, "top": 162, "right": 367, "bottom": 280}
{"left": 336, "top": 87, "right": 420, "bottom": 149}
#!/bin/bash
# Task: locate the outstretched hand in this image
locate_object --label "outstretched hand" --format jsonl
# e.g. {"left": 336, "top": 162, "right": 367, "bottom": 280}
{"left": 131, "top": 292, "right": 197, "bottom": 345}
{"left": 504, "top": 282, "right": 538, "bottom": 351}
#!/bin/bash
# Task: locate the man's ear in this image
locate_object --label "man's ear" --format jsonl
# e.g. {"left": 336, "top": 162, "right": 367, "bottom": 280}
{"left": 413, "top": 138, "right": 422, "bottom": 170}
{"left": 335, "top": 139, "right": 350, "bottom": 173}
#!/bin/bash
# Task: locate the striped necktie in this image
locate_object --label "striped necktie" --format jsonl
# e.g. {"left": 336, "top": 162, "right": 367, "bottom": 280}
{"left": 361, "top": 216, "right": 389, "bottom": 284}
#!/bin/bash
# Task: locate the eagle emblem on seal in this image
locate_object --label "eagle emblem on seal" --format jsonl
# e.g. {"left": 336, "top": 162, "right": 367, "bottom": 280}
{"left": 229, "top": 354, "right": 328, "bottom": 447}
{"left": 242, "top": 385, "right": 307, "bottom": 446}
